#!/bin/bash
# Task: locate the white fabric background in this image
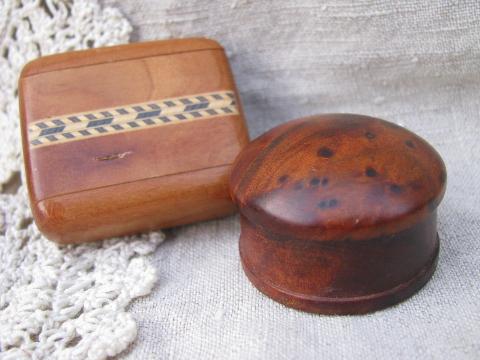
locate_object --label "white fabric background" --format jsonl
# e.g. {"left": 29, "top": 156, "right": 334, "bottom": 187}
{"left": 40, "top": 0, "right": 480, "bottom": 358}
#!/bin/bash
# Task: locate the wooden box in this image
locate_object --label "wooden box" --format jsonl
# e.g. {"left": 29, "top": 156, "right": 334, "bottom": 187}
{"left": 230, "top": 114, "right": 446, "bottom": 314}
{"left": 19, "top": 38, "right": 249, "bottom": 244}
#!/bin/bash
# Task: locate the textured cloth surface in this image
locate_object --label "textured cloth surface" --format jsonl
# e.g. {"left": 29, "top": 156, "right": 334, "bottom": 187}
{"left": 101, "top": 1, "right": 480, "bottom": 359}
{"left": 0, "top": 1, "right": 164, "bottom": 359}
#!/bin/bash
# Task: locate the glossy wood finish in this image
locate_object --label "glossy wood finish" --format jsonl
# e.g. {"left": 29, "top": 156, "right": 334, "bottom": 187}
{"left": 230, "top": 114, "right": 446, "bottom": 314}
{"left": 19, "top": 38, "right": 249, "bottom": 243}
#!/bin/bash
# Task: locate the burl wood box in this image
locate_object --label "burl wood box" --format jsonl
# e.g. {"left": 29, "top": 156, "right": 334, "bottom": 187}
{"left": 230, "top": 114, "right": 446, "bottom": 314}
{"left": 19, "top": 38, "right": 249, "bottom": 244}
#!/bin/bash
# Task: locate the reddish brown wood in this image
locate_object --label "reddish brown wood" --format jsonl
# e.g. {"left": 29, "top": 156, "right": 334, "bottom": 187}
{"left": 19, "top": 38, "right": 249, "bottom": 244}
{"left": 230, "top": 114, "right": 446, "bottom": 314}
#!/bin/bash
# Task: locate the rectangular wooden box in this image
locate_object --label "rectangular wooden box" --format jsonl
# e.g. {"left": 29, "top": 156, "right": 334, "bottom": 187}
{"left": 19, "top": 38, "right": 249, "bottom": 244}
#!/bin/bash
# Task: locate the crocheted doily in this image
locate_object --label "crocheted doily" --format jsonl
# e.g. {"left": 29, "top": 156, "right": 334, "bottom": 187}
{"left": 0, "top": 1, "right": 164, "bottom": 359}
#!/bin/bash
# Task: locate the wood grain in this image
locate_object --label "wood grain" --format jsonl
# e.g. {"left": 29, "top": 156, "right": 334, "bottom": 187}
{"left": 20, "top": 38, "right": 249, "bottom": 243}
{"left": 230, "top": 114, "right": 446, "bottom": 314}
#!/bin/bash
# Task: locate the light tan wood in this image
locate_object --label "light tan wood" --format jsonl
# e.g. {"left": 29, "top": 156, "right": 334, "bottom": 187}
{"left": 19, "top": 38, "right": 249, "bottom": 243}
{"left": 34, "top": 164, "right": 234, "bottom": 244}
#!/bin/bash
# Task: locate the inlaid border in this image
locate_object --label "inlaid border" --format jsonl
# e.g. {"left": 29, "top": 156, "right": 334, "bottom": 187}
{"left": 28, "top": 90, "right": 238, "bottom": 148}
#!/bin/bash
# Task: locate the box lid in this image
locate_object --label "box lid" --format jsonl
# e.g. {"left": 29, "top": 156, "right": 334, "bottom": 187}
{"left": 20, "top": 38, "right": 248, "bottom": 203}
{"left": 21, "top": 38, "right": 223, "bottom": 76}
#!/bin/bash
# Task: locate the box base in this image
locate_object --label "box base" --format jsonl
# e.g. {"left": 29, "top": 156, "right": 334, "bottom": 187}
{"left": 240, "top": 234, "right": 439, "bottom": 315}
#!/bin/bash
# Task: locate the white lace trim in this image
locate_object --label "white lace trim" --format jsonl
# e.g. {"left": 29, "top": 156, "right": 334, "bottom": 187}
{"left": 0, "top": 1, "right": 164, "bottom": 359}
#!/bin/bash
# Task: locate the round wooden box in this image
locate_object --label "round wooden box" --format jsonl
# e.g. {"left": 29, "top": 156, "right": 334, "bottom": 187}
{"left": 230, "top": 114, "right": 446, "bottom": 314}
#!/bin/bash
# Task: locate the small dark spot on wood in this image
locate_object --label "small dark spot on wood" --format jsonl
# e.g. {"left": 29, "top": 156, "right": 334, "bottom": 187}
{"left": 365, "top": 167, "right": 378, "bottom": 177}
{"left": 317, "top": 198, "right": 338, "bottom": 209}
{"left": 310, "top": 177, "right": 320, "bottom": 186}
{"left": 317, "top": 147, "right": 334, "bottom": 158}
{"left": 405, "top": 140, "right": 415, "bottom": 148}
{"left": 390, "top": 184, "right": 404, "bottom": 194}
{"left": 318, "top": 200, "right": 328, "bottom": 209}
{"left": 365, "top": 131, "right": 376, "bottom": 139}
{"left": 321, "top": 177, "right": 329, "bottom": 186}
{"left": 328, "top": 199, "right": 338, "bottom": 207}
{"left": 294, "top": 181, "right": 304, "bottom": 190}
{"left": 278, "top": 175, "right": 289, "bottom": 184}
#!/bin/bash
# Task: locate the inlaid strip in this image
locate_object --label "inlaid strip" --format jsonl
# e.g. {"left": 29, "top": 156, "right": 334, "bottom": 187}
{"left": 28, "top": 90, "right": 238, "bottom": 148}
